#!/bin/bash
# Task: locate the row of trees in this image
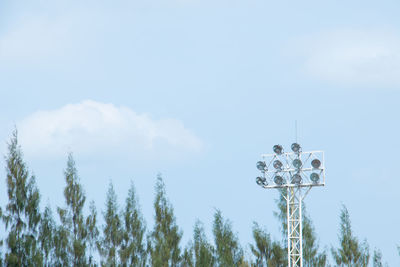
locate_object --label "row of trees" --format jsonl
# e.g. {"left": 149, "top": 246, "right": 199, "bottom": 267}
{"left": 0, "top": 130, "right": 391, "bottom": 266}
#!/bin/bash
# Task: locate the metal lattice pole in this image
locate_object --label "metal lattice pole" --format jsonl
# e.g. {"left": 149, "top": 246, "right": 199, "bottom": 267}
{"left": 255, "top": 144, "right": 325, "bottom": 267}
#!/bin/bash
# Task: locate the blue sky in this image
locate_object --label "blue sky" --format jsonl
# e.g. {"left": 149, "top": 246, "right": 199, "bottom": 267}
{"left": 1, "top": 0, "right": 400, "bottom": 265}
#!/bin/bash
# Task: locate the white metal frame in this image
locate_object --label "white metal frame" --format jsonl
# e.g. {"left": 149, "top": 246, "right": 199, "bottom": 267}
{"left": 257, "top": 149, "right": 325, "bottom": 267}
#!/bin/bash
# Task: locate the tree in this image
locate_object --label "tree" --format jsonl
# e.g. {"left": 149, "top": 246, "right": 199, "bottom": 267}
{"left": 149, "top": 175, "right": 182, "bottom": 267}
{"left": 57, "top": 153, "right": 88, "bottom": 266}
{"left": 98, "top": 182, "right": 122, "bottom": 266}
{"left": 53, "top": 212, "right": 70, "bottom": 266}
{"left": 250, "top": 223, "right": 285, "bottom": 267}
{"left": 39, "top": 205, "right": 56, "bottom": 266}
{"left": 331, "top": 205, "right": 369, "bottom": 266}
{"left": 181, "top": 245, "right": 194, "bottom": 267}
{"left": 193, "top": 220, "right": 215, "bottom": 267}
{"left": 86, "top": 201, "right": 99, "bottom": 267}
{"left": 212, "top": 210, "right": 243, "bottom": 267}
{"left": 120, "top": 181, "right": 146, "bottom": 267}
{"left": 2, "top": 130, "right": 43, "bottom": 266}
{"left": 250, "top": 223, "right": 272, "bottom": 266}
{"left": 302, "top": 215, "right": 326, "bottom": 267}
{"left": 373, "top": 248, "right": 388, "bottom": 267}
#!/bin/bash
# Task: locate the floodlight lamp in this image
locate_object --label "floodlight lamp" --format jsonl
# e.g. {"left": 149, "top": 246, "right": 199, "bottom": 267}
{"left": 273, "top": 145, "right": 283, "bottom": 155}
{"left": 311, "top": 159, "right": 321, "bottom": 169}
{"left": 273, "top": 160, "right": 283, "bottom": 170}
{"left": 292, "top": 159, "right": 302, "bottom": 169}
{"left": 256, "top": 176, "right": 267, "bottom": 186}
{"left": 291, "top": 173, "right": 302, "bottom": 184}
{"left": 291, "top": 143, "right": 301, "bottom": 153}
{"left": 256, "top": 161, "right": 267, "bottom": 171}
{"left": 310, "top": 173, "right": 319, "bottom": 183}
{"left": 274, "top": 175, "right": 284, "bottom": 185}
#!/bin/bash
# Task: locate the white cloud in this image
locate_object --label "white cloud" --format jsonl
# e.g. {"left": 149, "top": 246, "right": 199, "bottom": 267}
{"left": 18, "top": 100, "right": 202, "bottom": 159}
{"left": 297, "top": 29, "right": 400, "bottom": 87}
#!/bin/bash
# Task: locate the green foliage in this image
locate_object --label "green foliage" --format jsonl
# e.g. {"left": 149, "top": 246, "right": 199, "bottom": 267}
{"left": 53, "top": 219, "right": 70, "bottom": 266}
{"left": 331, "top": 205, "right": 370, "bottom": 267}
{"left": 149, "top": 174, "right": 182, "bottom": 267}
{"left": 58, "top": 153, "right": 88, "bottom": 266}
{"left": 39, "top": 205, "right": 55, "bottom": 266}
{"left": 302, "top": 216, "right": 326, "bottom": 267}
{"left": 373, "top": 248, "right": 388, "bottom": 267}
{"left": 250, "top": 222, "right": 285, "bottom": 267}
{"left": 120, "top": 181, "right": 146, "bottom": 267}
{"left": 181, "top": 245, "right": 194, "bottom": 267}
{"left": 86, "top": 201, "right": 99, "bottom": 267}
{"left": 98, "top": 182, "right": 122, "bottom": 267}
{"left": 212, "top": 210, "right": 243, "bottom": 267}
{"left": 193, "top": 220, "right": 215, "bottom": 267}
{"left": 2, "top": 130, "right": 43, "bottom": 266}
{"left": 250, "top": 223, "right": 271, "bottom": 266}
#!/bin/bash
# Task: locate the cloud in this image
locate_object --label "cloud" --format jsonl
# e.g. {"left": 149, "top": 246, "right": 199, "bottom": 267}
{"left": 296, "top": 29, "right": 400, "bottom": 87}
{"left": 18, "top": 100, "right": 202, "bottom": 159}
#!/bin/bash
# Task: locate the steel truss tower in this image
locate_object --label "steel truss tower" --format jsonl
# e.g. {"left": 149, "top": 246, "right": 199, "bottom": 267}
{"left": 255, "top": 144, "right": 325, "bottom": 267}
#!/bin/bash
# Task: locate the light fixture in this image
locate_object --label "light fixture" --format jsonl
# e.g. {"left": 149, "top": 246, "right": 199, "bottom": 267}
{"left": 310, "top": 173, "right": 319, "bottom": 183}
{"left": 291, "top": 143, "right": 301, "bottom": 153}
{"left": 291, "top": 173, "right": 302, "bottom": 184}
{"left": 273, "top": 160, "right": 283, "bottom": 170}
{"left": 311, "top": 159, "right": 321, "bottom": 169}
{"left": 255, "top": 145, "right": 325, "bottom": 267}
{"left": 274, "top": 175, "right": 284, "bottom": 185}
{"left": 273, "top": 145, "right": 283, "bottom": 155}
{"left": 257, "top": 161, "right": 266, "bottom": 171}
{"left": 292, "top": 159, "right": 302, "bottom": 169}
{"left": 256, "top": 176, "right": 267, "bottom": 186}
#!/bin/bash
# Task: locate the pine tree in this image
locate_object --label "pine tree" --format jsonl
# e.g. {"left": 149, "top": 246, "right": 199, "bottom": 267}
{"left": 57, "top": 153, "right": 88, "bottom": 266}
{"left": 149, "top": 174, "right": 182, "bottom": 267}
{"left": 98, "top": 182, "right": 122, "bottom": 266}
{"left": 181, "top": 245, "right": 194, "bottom": 267}
{"left": 302, "top": 216, "right": 326, "bottom": 266}
{"left": 373, "top": 248, "right": 386, "bottom": 267}
{"left": 120, "top": 181, "right": 146, "bottom": 267}
{"left": 53, "top": 218, "right": 70, "bottom": 266}
{"left": 250, "top": 222, "right": 285, "bottom": 267}
{"left": 2, "top": 130, "right": 43, "bottom": 266}
{"left": 212, "top": 210, "right": 243, "bottom": 267}
{"left": 250, "top": 223, "right": 271, "bottom": 266}
{"left": 193, "top": 220, "right": 215, "bottom": 267}
{"left": 39, "top": 205, "right": 56, "bottom": 266}
{"left": 331, "top": 205, "right": 370, "bottom": 266}
{"left": 86, "top": 201, "right": 99, "bottom": 267}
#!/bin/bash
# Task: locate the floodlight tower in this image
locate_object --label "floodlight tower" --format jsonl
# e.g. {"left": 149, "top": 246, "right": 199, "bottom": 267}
{"left": 255, "top": 143, "right": 325, "bottom": 267}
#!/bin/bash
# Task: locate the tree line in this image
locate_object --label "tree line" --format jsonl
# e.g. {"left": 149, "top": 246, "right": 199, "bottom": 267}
{"left": 0, "top": 130, "right": 393, "bottom": 266}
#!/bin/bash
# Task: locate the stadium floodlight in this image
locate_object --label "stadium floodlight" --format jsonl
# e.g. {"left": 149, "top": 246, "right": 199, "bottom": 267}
{"left": 310, "top": 173, "right": 319, "bottom": 183}
{"left": 311, "top": 159, "right": 321, "bottom": 169}
{"left": 256, "top": 176, "right": 267, "bottom": 186}
{"left": 273, "top": 144, "right": 283, "bottom": 155}
{"left": 292, "top": 159, "right": 302, "bottom": 169}
{"left": 257, "top": 161, "right": 267, "bottom": 171}
{"left": 273, "top": 160, "right": 283, "bottom": 170}
{"left": 291, "top": 173, "right": 302, "bottom": 184}
{"left": 254, "top": 144, "right": 325, "bottom": 267}
{"left": 274, "top": 175, "right": 284, "bottom": 185}
{"left": 291, "top": 143, "right": 301, "bottom": 153}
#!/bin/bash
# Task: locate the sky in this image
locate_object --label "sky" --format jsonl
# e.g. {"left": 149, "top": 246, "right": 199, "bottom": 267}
{"left": 1, "top": 0, "right": 400, "bottom": 265}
